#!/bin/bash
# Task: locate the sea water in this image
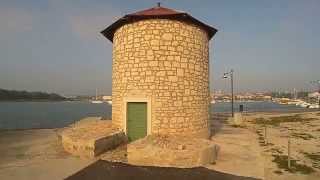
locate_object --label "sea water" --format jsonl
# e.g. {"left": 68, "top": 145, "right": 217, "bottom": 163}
{"left": 0, "top": 101, "right": 310, "bottom": 130}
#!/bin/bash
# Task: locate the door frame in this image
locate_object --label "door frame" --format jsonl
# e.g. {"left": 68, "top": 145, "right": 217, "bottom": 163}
{"left": 123, "top": 97, "right": 152, "bottom": 136}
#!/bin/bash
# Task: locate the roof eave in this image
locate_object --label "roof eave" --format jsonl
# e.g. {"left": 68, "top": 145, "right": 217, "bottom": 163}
{"left": 101, "top": 16, "right": 129, "bottom": 42}
{"left": 101, "top": 13, "right": 218, "bottom": 42}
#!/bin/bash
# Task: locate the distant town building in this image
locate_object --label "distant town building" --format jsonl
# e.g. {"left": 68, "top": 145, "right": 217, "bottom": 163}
{"left": 101, "top": 4, "right": 217, "bottom": 141}
{"left": 213, "top": 91, "right": 272, "bottom": 102}
{"left": 308, "top": 92, "right": 320, "bottom": 98}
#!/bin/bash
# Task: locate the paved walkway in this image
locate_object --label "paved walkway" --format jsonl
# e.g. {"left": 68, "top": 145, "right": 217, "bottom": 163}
{"left": 0, "top": 129, "right": 93, "bottom": 180}
{"left": 207, "top": 114, "right": 265, "bottom": 179}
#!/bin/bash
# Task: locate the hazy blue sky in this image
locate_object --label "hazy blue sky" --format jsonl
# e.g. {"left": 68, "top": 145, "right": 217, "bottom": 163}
{"left": 1, "top": 0, "right": 319, "bottom": 95}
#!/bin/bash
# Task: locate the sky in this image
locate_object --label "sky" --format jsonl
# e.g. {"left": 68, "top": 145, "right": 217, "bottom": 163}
{"left": 0, "top": 0, "right": 319, "bottom": 96}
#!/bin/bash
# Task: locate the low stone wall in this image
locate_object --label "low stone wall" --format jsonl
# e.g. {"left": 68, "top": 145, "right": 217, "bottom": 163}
{"left": 127, "top": 135, "right": 219, "bottom": 168}
{"left": 94, "top": 132, "right": 125, "bottom": 156}
{"left": 61, "top": 117, "right": 126, "bottom": 158}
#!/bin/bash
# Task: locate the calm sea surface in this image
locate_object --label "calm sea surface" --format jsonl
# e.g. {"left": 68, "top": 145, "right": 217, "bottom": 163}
{"left": 0, "top": 101, "right": 311, "bottom": 130}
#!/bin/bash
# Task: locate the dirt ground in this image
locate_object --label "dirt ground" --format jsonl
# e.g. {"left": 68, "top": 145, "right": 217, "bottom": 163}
{"left": 0, "top": 129, "right": 93, "bottom": 180}
{"left": 98, "top": 113, "right": 265, "bottom": 179}
{"left": 207, "top": 115, "right": 265, "bottom": 179}
{"left": 0, "top": 126, "right": 259, "bottom": 180}
{"left": 1, "top": 111, "right": 319, "bottom": 180}
{"left": 244, "top": 111, "right": 320, "bottom": 180}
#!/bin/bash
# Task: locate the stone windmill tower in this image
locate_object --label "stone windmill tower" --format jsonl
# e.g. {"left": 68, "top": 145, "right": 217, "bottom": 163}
{"left": 101, "top": 4, "right": 217, "bottom": 141}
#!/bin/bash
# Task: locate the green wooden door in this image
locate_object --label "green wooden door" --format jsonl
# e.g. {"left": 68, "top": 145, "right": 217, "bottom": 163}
{"left": 127, "top": 102, "right": 147, "bottom": 142}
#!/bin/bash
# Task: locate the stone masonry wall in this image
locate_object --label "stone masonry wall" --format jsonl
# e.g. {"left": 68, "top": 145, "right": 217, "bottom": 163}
{"left": 112, "top": 19, "right": 210, "bottom": 138}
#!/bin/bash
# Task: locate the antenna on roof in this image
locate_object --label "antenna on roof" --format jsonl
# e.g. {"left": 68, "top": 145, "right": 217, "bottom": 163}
{"left": 157, "top": 2, "right": 161, "bottom": 7}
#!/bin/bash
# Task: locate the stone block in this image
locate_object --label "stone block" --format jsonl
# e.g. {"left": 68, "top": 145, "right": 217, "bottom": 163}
{"left": 177, "top": 69, "right": 184, "bottom": 76}
{"left": 168, "top": 76, "right": 178, "bottom": 82}
{"left": 127, "top": 135, "right": 219, "bottom": 168}
{"left": 61, "top": 117, "right": 126, "bottom": 158}
{"left": 162, "top": 33, "right": 173, "bottom": 41}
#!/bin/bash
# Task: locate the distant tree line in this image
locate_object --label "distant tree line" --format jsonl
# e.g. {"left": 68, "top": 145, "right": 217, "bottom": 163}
{"left": 0, "top": 89, "right": 67, "bottom": 101}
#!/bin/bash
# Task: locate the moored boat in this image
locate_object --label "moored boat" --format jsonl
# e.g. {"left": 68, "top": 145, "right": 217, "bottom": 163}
{"left": 91, "top": 89, "right": 103, "bottom": 104}
{"left": 300, "top": 102, "right": 311, "bottom": 108}
{"left": 309, "top": 104, "right": 320, "bottom": 109}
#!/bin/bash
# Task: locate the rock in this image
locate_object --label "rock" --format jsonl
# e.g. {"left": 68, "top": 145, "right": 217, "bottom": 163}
{"left": 177, "top": 144, "right": 186, "bottom": 150}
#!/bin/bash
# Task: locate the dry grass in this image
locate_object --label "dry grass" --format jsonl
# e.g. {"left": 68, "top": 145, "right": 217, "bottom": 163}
{"left": 302, "top": 152, "right": 320, "bottom": 169}
{"left": 268, "top": 147, "right": 283, "bottom": 154}
{"left": 249, "top": 112, "right": 320, "bottom": 178}
{"left": 291, "top": 132, "right": 315, "bottom": 140}
{"left": 254, "top": 115, "right": 316, "bottom": 127}
{"left": 272, "top": 154, "right": 315, "bottom": 174}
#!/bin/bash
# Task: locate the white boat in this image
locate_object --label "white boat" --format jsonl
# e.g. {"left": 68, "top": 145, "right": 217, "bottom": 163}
{"left": 287, "top": 100, "right": 302, "bottom": 105}
{"left": 91, "top": 100, "right": 103, "bottom": 104}
{"left": 300, "top": 102, "right": 311, "bottom": 108}
{"left": 107, "top": 100, "right": 112, "bottom": 105}
{"left": 210, "top": 100, "right": 216, "bottom": 104}
{"left": 309, "top": 104, "right": 320, "bottom": 109}
{"left": 295, "top": 100, "right": 306, "bottom": 106}
{"left": 91, "top": 89, "right": 103, "bottom": 104}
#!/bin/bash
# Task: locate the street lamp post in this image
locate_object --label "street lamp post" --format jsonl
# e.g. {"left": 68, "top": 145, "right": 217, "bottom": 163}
{"left": 224, "top": 69, "right": 234, "bottom": 117}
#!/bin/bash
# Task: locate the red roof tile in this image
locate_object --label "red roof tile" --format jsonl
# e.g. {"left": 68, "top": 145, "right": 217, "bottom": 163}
{"left": 130, "top": 6, "right": 184, "bottom": 16}
{"left": 101, "top": 5, "right": 217, "bottom": 42}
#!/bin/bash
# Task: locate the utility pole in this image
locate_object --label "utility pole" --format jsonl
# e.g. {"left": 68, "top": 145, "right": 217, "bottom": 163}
{"left": 224, "top": 69, "right": 234, "bottom": 117}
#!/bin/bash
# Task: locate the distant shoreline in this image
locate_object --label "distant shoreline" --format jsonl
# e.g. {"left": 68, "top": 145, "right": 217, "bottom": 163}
{"left": 0, "top": 88, "right": 69, "bottom": 102}
{"left": 0, "top": 99, "right": 76, "bottom": 102}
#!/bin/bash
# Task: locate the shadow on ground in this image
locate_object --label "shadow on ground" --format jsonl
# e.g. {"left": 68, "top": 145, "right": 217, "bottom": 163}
{"left": 65, "top": 160, "right": 260, "bottom": 180}
{"left": 210, "top": 113, "right": 231, "bottom": 135}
